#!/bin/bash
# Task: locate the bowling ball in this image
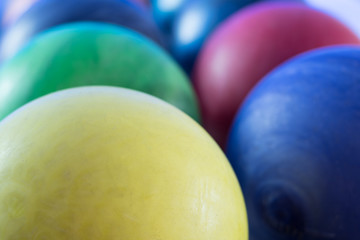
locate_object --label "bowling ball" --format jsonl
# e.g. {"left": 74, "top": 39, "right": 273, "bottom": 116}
{"left": 150, "top": 0, "right": 189, "bottom": 35}
{"left": 0, "top": 0, "right": 148, "bottom": 28}
{"left": 0, "top": 23, "right": 199, "bottom": 121}
{"left": 194, "top": 2, "right": 360, "bottom": 148}
{"left": 227, "top": 46, "right": 360, "bottom": 240}
{"left": 170, "top": 0, "right": 260, "bottom": 74}
{"left": 0, "top": 0, "right": 164, "bottom": 62}
{"left": 0, "top": 86, "right": 248, "bottom": 240}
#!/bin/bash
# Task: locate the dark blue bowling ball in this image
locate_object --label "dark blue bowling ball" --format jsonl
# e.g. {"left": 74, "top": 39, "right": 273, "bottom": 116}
{"left": 227, "top": 46, "right": 360, "bottom": 240}
{"left": 0, "top": 0, "right": 165, "bottom": 61}
{"left": 170, "top": 0, "right": 260, "bottom": 74}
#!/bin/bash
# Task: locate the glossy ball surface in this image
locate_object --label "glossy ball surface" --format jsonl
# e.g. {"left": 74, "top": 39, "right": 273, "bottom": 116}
{"left": 150, "top": 0, "right": 189, "bottom": 35}
{"left": 171, "top": 0, "right": 260, "bottom": 74}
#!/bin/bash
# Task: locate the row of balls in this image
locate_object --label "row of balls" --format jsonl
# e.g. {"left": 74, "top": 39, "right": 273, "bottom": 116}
{"left": 1, "top": 0, "right": 360, "bottom": 148}
{"left": 1, "top": 0, "right": 360, "bottom": 239}
{"left": 3, "top": 44, "right": 360, "bottom": 240}
{"left": 0, "top": 0, "right": 246, "bottom": 239}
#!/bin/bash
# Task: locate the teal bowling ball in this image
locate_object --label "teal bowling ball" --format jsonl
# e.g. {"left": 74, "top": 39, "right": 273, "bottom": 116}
{"left": 170, "top": 0, "right": 260, "bottom": 74}
{"left": 150, "top": 0, "right": 189, "bottom": 35}
{"left": 0, "top": 23, "right": 199, "bottom": 121}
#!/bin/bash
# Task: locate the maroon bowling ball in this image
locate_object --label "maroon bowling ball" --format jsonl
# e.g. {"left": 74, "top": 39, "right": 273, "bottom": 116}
{"left": 193, "top": 2, "right": 360, "bottom": 148}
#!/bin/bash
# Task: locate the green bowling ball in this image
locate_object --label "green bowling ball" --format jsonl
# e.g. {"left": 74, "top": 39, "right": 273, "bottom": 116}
{"left": 0, "top": 22, "right": 199, "bottom": 121}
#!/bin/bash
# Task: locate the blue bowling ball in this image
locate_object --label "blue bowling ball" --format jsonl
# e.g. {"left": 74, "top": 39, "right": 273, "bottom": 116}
{"left": 170, "top": 0, "right": 260, "bottom": 74}
{"left": 0, "top": 0, "right": 165, "bottom": 61}
{"left": 227, "top": 46, "right": 360, "bottom": 240}
{"left": 150, "top": 0, "right": 189, "bottom": 36}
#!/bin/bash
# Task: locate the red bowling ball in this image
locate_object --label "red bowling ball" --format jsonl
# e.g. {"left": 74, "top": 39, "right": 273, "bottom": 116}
{"left": 193, "top": 2, "right": 360, "bottom": 148}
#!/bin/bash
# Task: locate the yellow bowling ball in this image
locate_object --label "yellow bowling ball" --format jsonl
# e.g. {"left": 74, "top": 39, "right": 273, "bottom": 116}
{"left": 0, "top": 87, "right": 248, "bottom": 240}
